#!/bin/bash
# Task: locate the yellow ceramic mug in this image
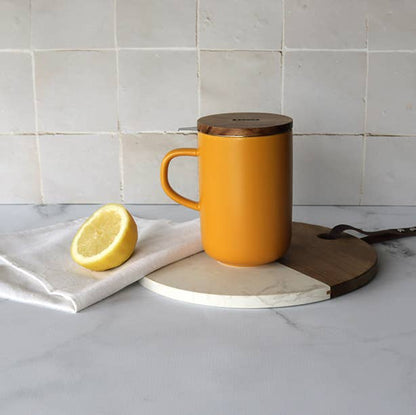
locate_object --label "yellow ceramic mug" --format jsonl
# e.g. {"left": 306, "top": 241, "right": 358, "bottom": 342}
{"left": 161, "top": 113, "right": 293, "bottom": 267}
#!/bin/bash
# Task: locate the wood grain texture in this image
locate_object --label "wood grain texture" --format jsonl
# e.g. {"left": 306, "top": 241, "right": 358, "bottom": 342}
{"left": 197, "top": 112, "right": 293, "bottom": 137}
{"left": 280, "top": 222, "right": 378, "bottom": 298}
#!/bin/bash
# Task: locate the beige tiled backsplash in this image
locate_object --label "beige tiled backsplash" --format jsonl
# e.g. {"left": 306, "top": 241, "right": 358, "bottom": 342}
{"left": 0, "top": 0, "right": 415, "bottom": 205}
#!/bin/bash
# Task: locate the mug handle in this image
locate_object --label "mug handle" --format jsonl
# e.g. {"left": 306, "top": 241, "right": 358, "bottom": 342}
{"left": 160, "top": 148, "right": 200, "bottom": 211}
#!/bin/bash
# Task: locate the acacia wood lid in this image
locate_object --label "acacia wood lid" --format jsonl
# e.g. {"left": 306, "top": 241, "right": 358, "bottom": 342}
{"left": 197, "top": 112, "right": 293, "bottom": 137}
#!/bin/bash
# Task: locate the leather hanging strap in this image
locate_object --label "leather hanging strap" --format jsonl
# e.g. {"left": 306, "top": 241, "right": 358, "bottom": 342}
{"left": 318, "top": 224, "right": 416, "bottom": 244}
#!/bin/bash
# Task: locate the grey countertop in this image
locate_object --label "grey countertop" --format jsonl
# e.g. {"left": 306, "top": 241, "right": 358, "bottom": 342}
{"left": 1, "top": 205, "right": 415, "bottom": 414}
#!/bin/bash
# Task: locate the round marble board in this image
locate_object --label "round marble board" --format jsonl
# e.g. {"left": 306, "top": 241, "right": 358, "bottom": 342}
{"left": 140, "top": 222, "right": 378, "bottom": 308}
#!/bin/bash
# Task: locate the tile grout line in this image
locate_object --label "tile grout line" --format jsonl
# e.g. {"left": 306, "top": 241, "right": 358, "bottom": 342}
{"left": 0, "top": 131, "right": 414, "bottom": 137}
{"left": 118, "top": 132, "right": 124, "bottom": 202}
{"left": 0, "top": 131, "right": 197, "bottom": 136}
{"left": 285, "top": 48, "right": 366, "bottom": 53}
{"left": 359, "top": 16, "right": 370, "bottom": 205}
{"left": 196, "top": 0, "right": 201, "bottom": 117}
{"left": 2, "top": 48, "right": 416, "bottom": 53}
{"left": 294, "top": 133, "right": 365, "bottom": 137}
{"left": 280, "top": 0, "right": 286, "bottom": 113}
{"left": 0, "top": 49, "right": 31, "bottom": 53}
{"left": 368, "top": 49, "right": 416, "bottom": 53}
{"left": 29, "top": 0, "right": 44, "bottom": 204}
{"left": 199, "top": 48, "right": 281, "bottom": 52}
{"left": 114, "top": 0, "right": 124, "bottom": 202}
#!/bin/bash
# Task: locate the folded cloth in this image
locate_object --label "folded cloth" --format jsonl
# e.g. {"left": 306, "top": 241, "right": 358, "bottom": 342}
{"left": 0, "top": 217, "right": 202, "bottom": 313}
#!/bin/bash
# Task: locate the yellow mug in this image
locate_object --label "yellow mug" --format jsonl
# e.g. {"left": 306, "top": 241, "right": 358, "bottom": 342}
{"left": 161, "top": 113, "right": 293, "bottom": 267}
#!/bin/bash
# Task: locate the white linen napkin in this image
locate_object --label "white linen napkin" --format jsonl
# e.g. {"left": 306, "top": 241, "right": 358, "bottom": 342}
{"left": 0, "top": 217, "right": 202, "bottom": 313}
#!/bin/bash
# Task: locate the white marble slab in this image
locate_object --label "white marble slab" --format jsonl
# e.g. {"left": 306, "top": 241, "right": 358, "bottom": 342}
{"left": 141, "top": 252, "right": 330, "bottom": 308}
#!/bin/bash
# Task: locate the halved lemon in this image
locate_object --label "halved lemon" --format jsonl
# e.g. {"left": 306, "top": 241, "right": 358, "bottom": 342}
{"left": 71, "top": 204, "right": 138, "bottom": 271}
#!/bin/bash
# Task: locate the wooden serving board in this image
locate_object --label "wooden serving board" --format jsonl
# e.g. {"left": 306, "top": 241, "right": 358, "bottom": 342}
{"left": 140, "top": 222, "right": 378, "bottom": 308}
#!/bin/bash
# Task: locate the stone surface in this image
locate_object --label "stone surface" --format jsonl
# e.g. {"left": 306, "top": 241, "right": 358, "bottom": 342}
{"left": 0, "top": 205, "right": 415, "bottom": 414}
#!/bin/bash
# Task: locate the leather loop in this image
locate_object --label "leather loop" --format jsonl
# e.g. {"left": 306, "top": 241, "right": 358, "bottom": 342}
{"left": 318, "top": 224, "right": 416, "bottom": 244}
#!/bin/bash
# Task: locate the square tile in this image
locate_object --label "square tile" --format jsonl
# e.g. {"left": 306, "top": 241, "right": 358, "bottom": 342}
{"left": 39, "top": 134, "right": 120, "bottom": 203}
{"left": 0, "top": 135, "right": 41, "bottom": 203}
{"left": 0, "top": 53, "right": 35, "bottom": 133}
{"left": 362, "top": 137, "right": 416, "bottom": 205}
{"left": 367, "top": 53, "right": 416, "bottom": 135}
{"left": 35, "top": 51, "right": 117, "bottom": 132}
{"left": 285, "top": 0, "right": 367, "bottom": 49}
{"left": 117, "top": 0, "right": 196, "bottom": 47}
{"left": 200, "top": 51, "right": 281, "bottom": 115}
{"left": 0, "top": 0, "right": 30, "bottom": 48}
{"left": 284, "top": 51, "right": 366, "bottom": 134}
{"left": 368, "top": 0, "right": 416, "bottom": 50}
{"left": 122, "top": 133, "right": 198, "bottom": 203}
{"left": 32, "top": 0, "right": 114, "bottom": 49}
{"left": 293, "top": 135, "right": 362, "bottom": 205}
{"left": 119, "top": 50, "right": 197, "bottom": 132}
{"left": 199, "top": 0, "right": 282, "bottom": 50}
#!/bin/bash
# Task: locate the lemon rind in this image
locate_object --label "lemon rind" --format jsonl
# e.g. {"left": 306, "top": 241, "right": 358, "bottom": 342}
{"left": 70, "top": 204, "right": 133, "bottom": 266}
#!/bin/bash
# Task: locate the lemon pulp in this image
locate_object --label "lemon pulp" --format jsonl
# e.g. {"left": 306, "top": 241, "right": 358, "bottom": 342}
{"left": 71, "top": 204, "right": 138, "bottom": 271}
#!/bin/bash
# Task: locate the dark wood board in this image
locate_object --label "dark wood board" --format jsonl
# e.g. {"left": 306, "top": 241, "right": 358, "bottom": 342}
{"left": 280, "top": 222, "right": 378, "bottom": 298}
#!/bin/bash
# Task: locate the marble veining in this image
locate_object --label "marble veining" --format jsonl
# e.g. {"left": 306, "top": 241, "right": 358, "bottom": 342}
{"left": 141, "top": 252, "right": 330, "bottom": 308}
{"left": 380, "top": 239, "right": 416, "bottom": 259}
{"left": 0, "top": 205, "right": 415, "bottom": 414}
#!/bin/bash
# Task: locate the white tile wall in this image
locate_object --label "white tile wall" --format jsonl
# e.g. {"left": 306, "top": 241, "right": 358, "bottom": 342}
{"left": 199, "top": 0, "right": 282, "bottom": 50}
{"left": 368, "top": 0, "right": 416, "bottom": 50}
{"left": 117, "top": 0, "right": 196, "bottom": 47}
{"left": 200, "top": 51, "right": 281, "bottom": 115}
{"left": 122, "top": 133, "right": 198, "bottom": 203}
{"left": 119, "top": 50, "right": 198, "bottom": 132}
{"left": 285, "top": 0, "right": 367, "bottom": 49}
{"left": 293, "top": 135, "right": 362, "bottom": 205}
{"left": 0, "top": 0, "right": 415, "bottom": 205}
{"left": 0, "top": 135, "right": 41, "bottom": 203}
{"left": 0, "top": 53, "right": 35, "bottom": 133}
{"left": 367, "top": 53, "right": 416, "bottom": 136}
{"left": 0, "top": 0, "right": 30, "bottom": 49}
{"left": 362, "top": 137, "right": 416, "bottom": 205}
{"left": 39, "top": 134, "right": 120, "bottom": 203}
{"left": 284, "top": 51, "right": 366, "bottom": 134}
{"left": 35, "top": 51, "right": 118, "bottom": 132}
{"left": 32, "top": 0, "right": 114, "bottom": 49}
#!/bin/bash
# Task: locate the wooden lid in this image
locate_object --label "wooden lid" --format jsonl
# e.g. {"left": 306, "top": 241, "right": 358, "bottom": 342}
{"left": 197, "top": 112, "right": 293, "bottom": 137}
